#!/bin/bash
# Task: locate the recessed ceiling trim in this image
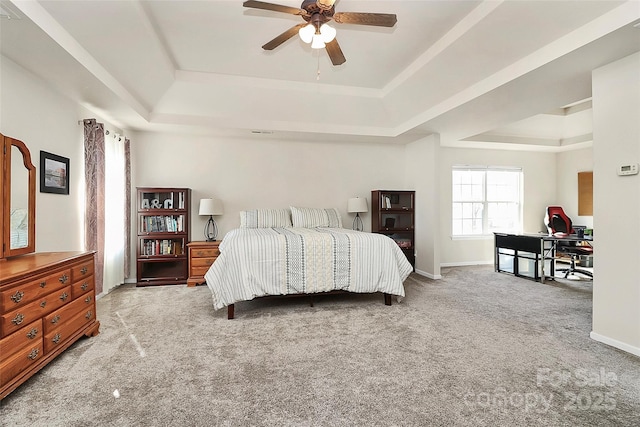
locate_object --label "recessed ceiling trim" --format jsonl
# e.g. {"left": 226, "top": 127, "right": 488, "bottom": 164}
{"left": 463, "top": 133, "right": 560, "bottom": 146}
{"left": 383, "top": 0, "right": 503, "bottom": 95}
{"left": 11, "top": 0, "right": 151, "bottom": 121}
{"left": 545, "top": 99, "right": 593, "bottom": 116}
{"left": 396, "top": 0, "right": 640, "bottom": 137}
{"left": 175, "top": 70, "right": 382, "bottom": 98}
{"left": 560, "top": 133, "right": 593, "bottom": 146}
{"left": 0, "top": 1, "right": 21, "bottom": 19}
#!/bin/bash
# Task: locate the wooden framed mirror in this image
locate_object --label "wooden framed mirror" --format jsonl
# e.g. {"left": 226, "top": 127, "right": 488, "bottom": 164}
{"left": 1, "top": 133, "right": 36, "bottom": 260}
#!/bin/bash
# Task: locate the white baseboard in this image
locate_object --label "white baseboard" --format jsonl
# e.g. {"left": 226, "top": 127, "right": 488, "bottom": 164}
{"left": 414, "top": 269, "right": 442, "bottom": 280}
{"left": 590, "top": 331, "right": 640, "bottom": 358}
{"left": 440, "top": 260, "right": 494, "bottom": 267}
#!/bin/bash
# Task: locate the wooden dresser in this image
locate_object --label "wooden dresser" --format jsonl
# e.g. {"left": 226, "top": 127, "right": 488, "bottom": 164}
{"left": 0, "top": 251, "right": 100, "bottom": 400}
{"left": 187, "top": 241, "right": 220, "bottom": 287}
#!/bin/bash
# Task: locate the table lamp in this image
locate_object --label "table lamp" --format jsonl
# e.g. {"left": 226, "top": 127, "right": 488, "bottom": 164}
{"left": 199, "top": 198, "right": 224, "bottom": 241}
{"left": 347, "top": 197, "right": 368, "bottom": 231}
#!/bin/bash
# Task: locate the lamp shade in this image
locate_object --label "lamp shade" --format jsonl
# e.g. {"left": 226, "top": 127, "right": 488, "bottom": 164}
{"left": 347, "top": 197, "right": 368, "bottom": 213}
{"left": 199, "top": 198, "right": 224, "bottom": 216}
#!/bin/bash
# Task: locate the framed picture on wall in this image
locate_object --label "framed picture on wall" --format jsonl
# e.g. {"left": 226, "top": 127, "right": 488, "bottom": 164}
{"left": 40, "top": 151, "right": 70, "bottom": 195}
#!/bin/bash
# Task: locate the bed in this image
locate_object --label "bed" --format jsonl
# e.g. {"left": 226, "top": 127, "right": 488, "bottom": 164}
{"left": 203, "top": 207, "right": 413, "bottom": 319}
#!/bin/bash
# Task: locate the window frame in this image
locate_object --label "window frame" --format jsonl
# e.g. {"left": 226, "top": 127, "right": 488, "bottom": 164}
{"left": 451, "top": 165, "right": 523, "bottom": 238}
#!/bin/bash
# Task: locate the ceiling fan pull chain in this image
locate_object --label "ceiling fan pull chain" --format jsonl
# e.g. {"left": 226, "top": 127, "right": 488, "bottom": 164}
{"left": 317, "top": 52, "right": 321, "bottom": 81}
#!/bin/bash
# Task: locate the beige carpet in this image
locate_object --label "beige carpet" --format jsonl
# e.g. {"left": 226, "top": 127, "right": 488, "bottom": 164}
{"left": 1, "top": 266, "right": 638, "bottom": 426}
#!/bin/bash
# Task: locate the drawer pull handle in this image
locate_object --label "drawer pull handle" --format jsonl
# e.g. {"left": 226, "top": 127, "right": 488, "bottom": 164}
{"left": 27, "top": 328, "right": 38, "bottom": 339}
{"left": 85, "top": 310, "right": 93, "bottom": 319}
{"left": 52, "top": 333, "right": 61, "bottom": 344}
{"left": 60, "top": 292, "right": 68, "bottom": 301}
{"left": 40, "top": 281, "right": 46, "bottom": 288}
{"left": 85, "top": 296, "right": 91, "bottom": 303}
{"left": 12, "top": 313, "right": 24, "bottom": 325}
{"left": 81, "top": 283, "right": 89, "bottom": 291}
{"left": 40, "top": 300, "right": 47, "bottom": 308}
{"left": 51, "top": 315, "right": 60, "bottom": 324}
{"left": 11, "top": 290, "right": 24, "bottom": 304}
{"left": 80, "top": 267, "right": 88, "bottom": 274}
{"left": 59, "top": 274, "right": 69, "bottom": 284}
{"left": 27, "top": 349, "right": 39, "bottom": 360}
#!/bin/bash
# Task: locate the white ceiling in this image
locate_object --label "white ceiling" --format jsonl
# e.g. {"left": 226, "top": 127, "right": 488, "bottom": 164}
{"left": 1, "top": 0, "right": 639, "bottom": 149}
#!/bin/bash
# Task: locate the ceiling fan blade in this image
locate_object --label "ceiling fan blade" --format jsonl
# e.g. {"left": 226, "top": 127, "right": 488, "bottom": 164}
{"left": 243, "top": 1, "right": 309, "bottom": 17}
{"left": 262, "top": 23, "right": 307, "bottom": 50}
{"left": 325, "top": 39, "right": 346, "bottom": 66}
{"left": 333, "top": 12, "right": 397, "bottom": 27}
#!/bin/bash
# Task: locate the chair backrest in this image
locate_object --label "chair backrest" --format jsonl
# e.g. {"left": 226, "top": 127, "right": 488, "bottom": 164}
{"left": 545, "top": 206, "right": 574, "bottom": 234}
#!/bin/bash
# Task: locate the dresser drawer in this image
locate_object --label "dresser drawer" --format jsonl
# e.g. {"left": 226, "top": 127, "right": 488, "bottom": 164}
{"left": 71, "top": 275, "right": 94, "bottom": 299}
{"left": 1, "top": 286, "right": 72, "bottom": 338}
{"left": 192, "top": 248, "right": 220, "bottom": 258}
{"left": 71, "top": 259, "right": 94, "bottom": 282}
{"left": 44, "top": 303, "right": 96, "bottom": 354}
{"left": 44, "top": 291, "right": 95, "bottom": 335}
{"left": 0, "top": 268, "right": 71, "bottom": 312}
{"left": 0, "top": 319, "right": 42, "bottom": 362}
{"left": 0, "top": 341, "right": 43, "bottom": 388}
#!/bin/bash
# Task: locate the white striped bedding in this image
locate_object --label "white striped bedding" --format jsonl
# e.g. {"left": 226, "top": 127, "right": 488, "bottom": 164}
{"left": 204, "top": 227, "right": 413, "bottom": 310}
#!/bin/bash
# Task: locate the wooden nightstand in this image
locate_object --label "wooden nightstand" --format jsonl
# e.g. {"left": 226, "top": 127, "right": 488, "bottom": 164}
{"left": 187, "top": 241, "right": 220, "bottom": 287}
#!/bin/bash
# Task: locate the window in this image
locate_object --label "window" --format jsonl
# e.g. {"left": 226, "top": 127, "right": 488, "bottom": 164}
{"left": 452, "top": 167, "right": 522, "bottom": 236}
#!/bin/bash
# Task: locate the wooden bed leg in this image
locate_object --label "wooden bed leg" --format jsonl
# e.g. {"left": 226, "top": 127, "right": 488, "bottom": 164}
{"left": 309, "top": 296, "right": 314, "bottom": 307}
{"left": 384, "top": 293, "right": 392, "bottom": 306}
{"left": 227, "top": 304, "right": 235, "bottom": 320}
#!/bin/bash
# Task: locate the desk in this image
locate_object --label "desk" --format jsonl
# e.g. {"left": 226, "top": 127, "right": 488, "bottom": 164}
{"left": 494, "top": 233, "right": 593, "bottom": 282}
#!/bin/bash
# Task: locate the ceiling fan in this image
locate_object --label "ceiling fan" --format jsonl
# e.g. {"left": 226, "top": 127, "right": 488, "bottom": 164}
{"left": 243, "top": 0, "right": 397, "bottom": 66}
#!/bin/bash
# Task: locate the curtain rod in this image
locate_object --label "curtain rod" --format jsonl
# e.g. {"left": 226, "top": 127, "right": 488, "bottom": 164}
{"left": 78, "top": 119, "right": 127, "bottom": 141}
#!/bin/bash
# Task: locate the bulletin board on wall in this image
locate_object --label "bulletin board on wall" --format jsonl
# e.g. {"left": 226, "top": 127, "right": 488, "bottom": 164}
{"left": 578, "top": 171, "right": 593, "bottom": 216}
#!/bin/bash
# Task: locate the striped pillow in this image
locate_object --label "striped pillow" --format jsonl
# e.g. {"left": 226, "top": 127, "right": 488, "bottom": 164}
{"left": 290, "top": 206, "right": 343, "bottom": 228}
{"left": 239, "top": 209, "right": 292, "bottom": 228}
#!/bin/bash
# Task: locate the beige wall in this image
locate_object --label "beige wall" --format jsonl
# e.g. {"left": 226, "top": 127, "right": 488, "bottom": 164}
{"left": 438, "top": 147, "right": 558, "bottom": 266}
{"left": 129, "top": 131, "right": 408, "bottom": 277}
{"left": 1, "top": 56, "right": 86, "bottom": 253}
{"left": 405, "top": 135, "right": 441, "bottom": 278}
{"left": 591, "top": 52, "right": 640, "bottom": 356}
{"left": 556, "top": 147, "right": 594, "bottom": 229}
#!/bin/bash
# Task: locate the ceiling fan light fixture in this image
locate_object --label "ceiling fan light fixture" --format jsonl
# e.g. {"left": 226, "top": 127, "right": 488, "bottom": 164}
{"left": 316, "top": 0, "right": 336, "bottom": 11}
{"left": 311, "top": 33, "right": 326, "bottom": 49}
{"left": 319, "top": 23, "right": 336, "bottom": 43}
{"left": 299, "top": 23, "right": 315, "bottom": 43}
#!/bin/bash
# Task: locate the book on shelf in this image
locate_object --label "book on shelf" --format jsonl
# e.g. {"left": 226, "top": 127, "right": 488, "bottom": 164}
{"left": 178, "top": 192, "right": 184, "bottom": 209}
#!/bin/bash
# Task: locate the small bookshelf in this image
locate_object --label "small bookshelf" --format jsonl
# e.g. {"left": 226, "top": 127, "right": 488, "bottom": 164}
{"left": 371, "top": 190, "right": 415, "bottom": 268}
{"left": 136, "top": 187, "right": 191, "bottom": 286}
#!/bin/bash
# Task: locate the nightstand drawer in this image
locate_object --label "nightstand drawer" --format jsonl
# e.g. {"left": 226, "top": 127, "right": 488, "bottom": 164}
{"left": 191, "top": 266, "right": 212, "bottom": 277}
{"left": 192, "top": 248, "right": 219, "bottom": 258}
{"left": 192, "top": 257, "right": 216, "bottom": 267}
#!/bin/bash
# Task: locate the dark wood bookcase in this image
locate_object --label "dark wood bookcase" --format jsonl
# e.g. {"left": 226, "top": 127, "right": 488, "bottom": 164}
{"left": 136, "top": 187, "right": 191, "bottom": 286}
{"left": 371, "top": 190, "right": 415, "bottom": 268}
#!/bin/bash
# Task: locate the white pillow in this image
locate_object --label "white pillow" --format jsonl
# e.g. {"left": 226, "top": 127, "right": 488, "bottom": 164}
{"left": 290, "top": 206, "right": 342, "bottom": 228}
{"left": 239, "top": 209, "right": 292, "bottom": 228}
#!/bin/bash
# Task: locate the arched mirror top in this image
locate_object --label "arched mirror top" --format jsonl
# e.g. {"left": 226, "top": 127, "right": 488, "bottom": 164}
{"left": 1, "top": 134, "right": 36, "bottom": 260}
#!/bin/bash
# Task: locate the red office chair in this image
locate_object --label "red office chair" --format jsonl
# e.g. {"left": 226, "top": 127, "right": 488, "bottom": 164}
{"left": 544, "top": 206, "right": 593, "bottom": 278}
